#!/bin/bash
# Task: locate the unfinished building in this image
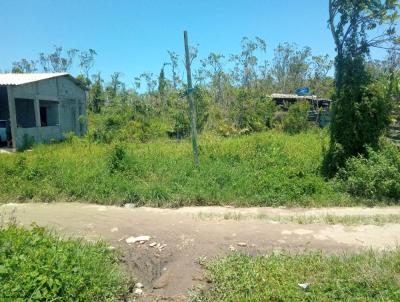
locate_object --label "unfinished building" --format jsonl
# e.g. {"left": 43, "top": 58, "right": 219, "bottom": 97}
{"left": 0, "top": 73, "right": 87, "bottom": 150}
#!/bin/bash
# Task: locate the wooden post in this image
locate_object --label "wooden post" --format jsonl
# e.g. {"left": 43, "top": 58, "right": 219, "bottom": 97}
{"left": 184, "top": 30, "right": 199, "bottom": 166}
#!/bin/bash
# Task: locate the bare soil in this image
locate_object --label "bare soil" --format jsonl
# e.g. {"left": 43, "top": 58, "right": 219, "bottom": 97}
{"left": 2, "top": 202, "right": 400, "bottom": 301}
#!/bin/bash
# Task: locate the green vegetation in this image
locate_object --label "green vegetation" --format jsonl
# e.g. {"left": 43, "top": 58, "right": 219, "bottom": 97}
{"left": 1, "top": 129, "right": 400, "bottom": 206}
{"left": 0, "top": 224, "right": 129, "bottom": 302}
{"left": 5, "top": 3, "right": 399, "bottom": 206}
{"left": 191, "top": 250, "right": 400, "bottom": 301}
{"left": 196, "top": 212, "right": 400, "bottom": 225}
{"left": 1, "top": 130, "right": 352, "bottom": 207}
{"left": 337, "top": 140, "right": 400, "bottom": 200}
{"left": 324, "top": 0, "right": 399, "bottom": 176}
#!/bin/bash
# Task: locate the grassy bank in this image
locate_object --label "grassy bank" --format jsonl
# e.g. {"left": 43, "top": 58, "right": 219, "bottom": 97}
{"left": 191, "top": 250, "right": 400, "bottom": 301}
{"left": 0, "top": 224, "right": 129, "bottom": 301}
{"left": 0, "top": 130, "right": 357, "bottom": 206}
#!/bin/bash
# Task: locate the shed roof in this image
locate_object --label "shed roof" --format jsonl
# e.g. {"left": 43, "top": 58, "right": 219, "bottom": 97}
{"left": 0, "top": 73, "right": 82, "bottom": 87}
{"left": 271, "top": 93, "right": 317, "bottom": 99}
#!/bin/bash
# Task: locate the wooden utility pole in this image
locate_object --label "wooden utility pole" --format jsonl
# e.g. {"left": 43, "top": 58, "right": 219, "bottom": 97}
{"left": 184, "top": 30, "right": 199, "bottom": 166}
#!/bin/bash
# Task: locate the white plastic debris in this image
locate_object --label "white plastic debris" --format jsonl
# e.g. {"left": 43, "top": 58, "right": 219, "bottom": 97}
{"left": 298, "top": 283, "right": 310, "bottom": 289}
{"left": 134, "top": 288, "right": 143, "bottom": 295}
{"left": 149, "top": 242, "right": 157, "bottom": 247}
{"left": 237, "top": 242, "right": 247, "bottom": 247}
{"left": 126, "top": 235, "right": 151, "bottom": 244}
{"left": 135, "top": 282, "right": 144, "bottom": 289}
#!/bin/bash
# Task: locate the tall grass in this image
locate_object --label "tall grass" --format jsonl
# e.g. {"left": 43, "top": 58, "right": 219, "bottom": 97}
{"left": 191, "top": 250, "right": 400, "bottom": 301}
{"left": 0, "top": 130, "right": 353, "bottom": 206}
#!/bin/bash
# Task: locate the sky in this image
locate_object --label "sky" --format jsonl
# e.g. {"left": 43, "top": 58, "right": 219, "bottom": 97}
{"left": 0, "top": 0, "right": 393, "bottom": 88}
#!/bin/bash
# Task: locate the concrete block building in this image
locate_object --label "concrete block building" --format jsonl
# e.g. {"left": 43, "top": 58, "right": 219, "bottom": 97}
{"left": 0, "top": 73, "right": 87, "bottom": 150}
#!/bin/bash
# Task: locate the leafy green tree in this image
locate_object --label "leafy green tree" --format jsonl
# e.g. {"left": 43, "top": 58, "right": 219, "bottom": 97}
{"left": 158, "top": 64, "right": 168, "bottom": 103}
{"left": 324, "top": 0, "right": 399, "bottom": 176}
{"left": 89, "top": 74, "right": 105, "bottom": 113}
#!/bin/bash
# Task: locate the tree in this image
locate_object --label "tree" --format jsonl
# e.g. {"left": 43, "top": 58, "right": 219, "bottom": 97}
{"left": 79, "top": 49, "right": 97, "bottom": 82}
{"left": 39, "top": 46, "right": 79, "bottom": 72}
{"left": 271, "top": 43, "right": 312, "bottom": 93}
{"left": 230, "top": 37, "right": 266, "bottom": 89}
{"left": 12, "top": 59, "right": 38, "bottom": 73}
{"left": 158, "top": 64, "right": 169, "bottom": 106}
{"left": 167, "top": 51, "right": 180, "bottom": 89}
{"left": 324, "top": 0, "right": 399, "bottom": 176}
{"left": 89, "top": 74, "right": 104, "bottom": 113}
{"left": 309, "top": 54, "right": 334, "bottom": 97}
{"left": 11, "top": 47, "right": 96, "bottom": 76}
{"left": 203, "top": 53, "right": 226, "bottom": 104}
{"left": 104, "top": 72, "right": 123, "bottom": 104}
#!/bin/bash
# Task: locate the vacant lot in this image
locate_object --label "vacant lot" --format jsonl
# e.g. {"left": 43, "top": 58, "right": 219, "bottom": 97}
{"left": 0, "top": 130, "right": 359, "bottom": 206}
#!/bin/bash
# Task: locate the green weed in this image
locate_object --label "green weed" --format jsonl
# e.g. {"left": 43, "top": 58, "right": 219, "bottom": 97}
{"left": 0, "top": 224, "right": 129, "bottom": 301}
{"left": 0, "top": 130, "right": 388, "bottom": 206}
{"left": 191, "top": 250, "right": 400, "bottom": 301}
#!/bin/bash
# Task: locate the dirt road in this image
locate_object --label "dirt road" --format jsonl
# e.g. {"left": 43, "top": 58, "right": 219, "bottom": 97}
{"left": 2, "top": 202, "right": 400, "bottom": 301}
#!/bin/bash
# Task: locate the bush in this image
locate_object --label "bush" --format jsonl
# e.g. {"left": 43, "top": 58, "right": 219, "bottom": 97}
{"left": 337, "top": 141, "right": 400, "bottom": 200}
{"left": 107, "top": 144, "right": 127, "bottom": 174}
{"left": 0, "top": 224, "right": 128, "bottom": 301}
{"left": 231, "top": 91, "right": 276, "bottom": 133}
{"left": 168, "top": 86, "right": 210, "bottom": 139}
{"left": 324, "top": 64, "right": 392, "bottom": 177}
{"left": 282, "top": 101, "right": 310, "bottom": 134}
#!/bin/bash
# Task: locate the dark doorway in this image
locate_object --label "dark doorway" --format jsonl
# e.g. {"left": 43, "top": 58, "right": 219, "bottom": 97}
{"left": 40, "top": 107, "right": 47, "bottom": 127}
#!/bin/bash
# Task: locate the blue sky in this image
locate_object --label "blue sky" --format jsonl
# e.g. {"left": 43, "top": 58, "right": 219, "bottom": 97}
{"left": 0, "top": 0, "right": 391, "bottom": 87}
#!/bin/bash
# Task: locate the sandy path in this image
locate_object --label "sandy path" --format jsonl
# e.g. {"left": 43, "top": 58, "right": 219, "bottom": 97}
{"left": 2, "top": 202, "right": 400, "bottom": 301}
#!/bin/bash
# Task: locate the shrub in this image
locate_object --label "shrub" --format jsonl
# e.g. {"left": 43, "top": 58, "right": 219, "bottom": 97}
{"left": 21, "top": 134, "right": 35, "bottom": 150}
{"left": 231, "top": 90, "right": 276, "bottom": 133}
{"left": 337, "top": 141, "right": 400, "bottom": 200}
{"left": 324, "top": 66, "right": 392, "bottom": 177}
{"left": 0, "top": 224, "right": 128, "bottom": 301}
{"left": 282, "top": 101, "right": 310, "bottom": 134}
{"left": 107, "top": 144, "right": 127, "bottom": 174}
{"left": 168, "top": 86, "right": 210, "bottom": 139}
{"left": 63, "top": 132, "right": 77, "bottom": 143}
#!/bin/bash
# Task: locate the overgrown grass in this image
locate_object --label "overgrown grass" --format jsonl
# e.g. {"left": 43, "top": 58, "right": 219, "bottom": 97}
{"left": 0, "top": 130, "right": 357, "bottom": 207}
{"left": 0, "top": 224, "right": 129, "bottom": 302}
{"left": 190, "top": 250, "right": 400, "bottom": 301}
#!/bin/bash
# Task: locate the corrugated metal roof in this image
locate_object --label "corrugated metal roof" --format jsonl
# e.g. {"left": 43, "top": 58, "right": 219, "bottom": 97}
{"left": 0, "top": 73, "right": 70, "bottom": 86}
{"left": 271, "top": 93, "right": 317, "bottom": 99}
